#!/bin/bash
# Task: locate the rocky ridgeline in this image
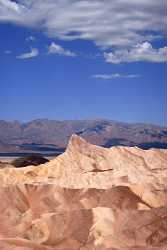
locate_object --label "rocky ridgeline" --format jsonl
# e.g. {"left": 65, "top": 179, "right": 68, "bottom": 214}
{"left": 0, "top": 135, "right": 167, "bottom": 250}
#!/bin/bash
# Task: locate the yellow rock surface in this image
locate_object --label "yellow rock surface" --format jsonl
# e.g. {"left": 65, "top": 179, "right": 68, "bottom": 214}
{"left": 0, "top": 135, "right": 167, "bottom": 249}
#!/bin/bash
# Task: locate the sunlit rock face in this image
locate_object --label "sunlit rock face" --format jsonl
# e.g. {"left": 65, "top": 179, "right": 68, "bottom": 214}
{"left": 0, "top": 135, "right": 167, "bottom": 249}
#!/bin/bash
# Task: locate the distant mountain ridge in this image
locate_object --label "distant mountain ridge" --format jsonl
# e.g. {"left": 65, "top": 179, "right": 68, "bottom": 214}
{"left": 0, "top": 119, "right": 167, "bottom": 155}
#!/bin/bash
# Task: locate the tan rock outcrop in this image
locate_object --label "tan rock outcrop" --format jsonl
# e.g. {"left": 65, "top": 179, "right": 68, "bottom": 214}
{"left": 0, "top": 135, "right": 167, "bottom": 249}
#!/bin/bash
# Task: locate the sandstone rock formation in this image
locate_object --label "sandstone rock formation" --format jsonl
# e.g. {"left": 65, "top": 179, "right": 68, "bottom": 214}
{"left": 0, "top": 135, "right": 167, "bottom": 249}
{"left": 0, "top": 161, "right": 13, "bottom": 169}
{"left": 12, "top": 154, "right": 49, "bottom": 168}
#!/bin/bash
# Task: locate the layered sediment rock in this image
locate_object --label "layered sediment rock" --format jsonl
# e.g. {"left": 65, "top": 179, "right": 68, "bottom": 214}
{"left": 0, "top": 135, "right": 167, "bottom": 249}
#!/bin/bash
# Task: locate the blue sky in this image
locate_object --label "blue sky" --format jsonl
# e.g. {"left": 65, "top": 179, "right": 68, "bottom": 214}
{"left": 0, "top": 0, "right": 167, "bottom": 125}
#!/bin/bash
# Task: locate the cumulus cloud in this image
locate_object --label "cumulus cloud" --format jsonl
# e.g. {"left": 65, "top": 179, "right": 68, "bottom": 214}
{"left": 0, "top": 0, "right": 25, "bottom": 22}
{"left": 92, "top": 73, "right": 141, "bottom": 80}
{"left": 0, "top": 0, "right": 167, "bottom": 49}
{"left": 0, "top": 0, "right": 20, "bottom": 12}
{"left": 16, "top": 48, "right": 39, "bottom": 59}
{"left": 104, "top": 42, "right": 167, "bottom": 63}
{"left": 26, "top": 36, "right": 36, "bottom": 42}
{"left": 48, "top": 42, "right": 76, "bottom": 57}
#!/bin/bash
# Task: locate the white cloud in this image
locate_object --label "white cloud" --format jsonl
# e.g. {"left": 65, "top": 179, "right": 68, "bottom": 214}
{"left": 48, "top": 42, "right": 76, "bottom": 57}
{"left": 104, "top": 42, "right": 167, "bottom": 63}
{"left": 0, "top": 0, "right": 167, "bottom": 50}
{"left": 0, "top": 0, "right": 25, "bottom": 22}
{"left": 5, "top": 50, "right": 11, "bottom": 54}
{"left": 16, "top": 48, "right": 39, "bottom": 59}
{"left": 26, "top": 36, "right": 36, "bottom": 42}
{"left": 0, "top": 0, "right": 20, "bottom": 12}
{"left": 92, "top": 73, "right": 141, "bottom": 80}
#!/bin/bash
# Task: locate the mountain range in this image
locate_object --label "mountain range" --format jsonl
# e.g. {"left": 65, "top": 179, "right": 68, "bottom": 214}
{"left": 0, "top": 119, "right": 167, "bottom": 156}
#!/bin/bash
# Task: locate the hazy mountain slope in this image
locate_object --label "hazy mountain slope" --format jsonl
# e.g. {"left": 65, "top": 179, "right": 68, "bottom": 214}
{"left": 0, "top": 140, "right": 18, "bottom": 153}
{"left": 0, "top": 119, "right": 167, "bottom": 153}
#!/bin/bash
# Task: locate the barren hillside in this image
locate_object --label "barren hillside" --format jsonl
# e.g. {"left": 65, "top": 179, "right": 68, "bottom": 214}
{"left": 0, "top": 135, "right": 167, "bottom": 249}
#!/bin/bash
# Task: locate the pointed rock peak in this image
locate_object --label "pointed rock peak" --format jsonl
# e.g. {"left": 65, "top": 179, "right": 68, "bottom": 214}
{"left": 66, "top": 134, "right": 90, "bottom": 153}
